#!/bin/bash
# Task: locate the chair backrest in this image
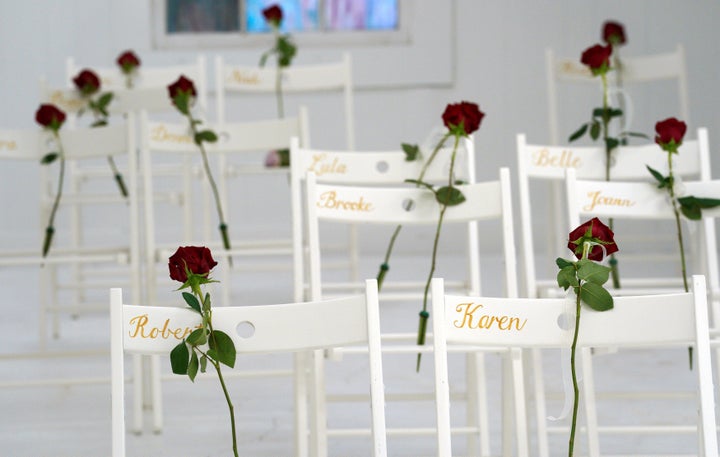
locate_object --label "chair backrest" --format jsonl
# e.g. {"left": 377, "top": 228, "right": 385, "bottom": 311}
{"left": 516, "top": 129, "right": 710, "bottom": 298}
{"left": 140, "top": 109, "right": 310, "bottom": 308}
{"left": 0, "top": 116, "right": 139, "bottom": 258}
{"left": 110, "top": 280, "right": 387, "bottom": 457}
{"left": 546, "top": 45, "right": 690, "bottom": 144}
{"left": 431, "top": 275, "right": 717, "bottom": 457}
{"left": 289, "top": 135, "right": 476, "bottom": 301}
{"left": 215, "top": 53, "right": 354, "bottom": 148}
{"left": 304, "top": 167, "right": 517, "bottom": 301}
{"left": 140, "top": 107, "right": 309, "bottom": 247}
{"left": 44, "top": 55, "right": 208, "bottom": 115}
{"left": 566, "top": 167, "right": 720, "bottom": 297}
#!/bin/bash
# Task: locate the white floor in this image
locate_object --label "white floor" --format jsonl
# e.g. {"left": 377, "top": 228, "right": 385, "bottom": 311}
{"left": 0, "top": 255, "right": 716, "bottom": 457}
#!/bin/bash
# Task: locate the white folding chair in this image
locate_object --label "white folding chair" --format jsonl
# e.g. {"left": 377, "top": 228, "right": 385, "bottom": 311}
{"left": 517, "top": 131, "right": 712, "bottom": 456}
{"left": 546, "top": 44, "right": 690, "bottom": 145}
{"left": 564, "top": 168, "right": 720, "bottom": 455}
{"left": 110, "top": 280, "right": 387, "bottom": 457}
{"left": 62, "top": 55, "right": 209, "bottom": 114}
{"left": 140, "top": 109, "right": 310, "bottom": 308}
{"left": 215, "top": 53, "right": 354, "bottom": 149}
{"left": 289, "top": 134, "right": 475, "bottom": 302}
{"left": 544, "top": 44, "right": 691, "bottom": 272}
{"left": 0, "top": 116, "right": 141, "bottom": 386}
{"left": 516, "top": 128, "right": 710, "bottom": 300}
{"left": 432, "top": 275, "right": 717, "bottom": 457}
{"left": 304, "top": 168, "right": 518, "bottom": 456}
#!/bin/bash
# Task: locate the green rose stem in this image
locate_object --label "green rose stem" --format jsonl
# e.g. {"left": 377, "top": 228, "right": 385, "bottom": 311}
{"left": 82, "top": 88, "right": 128, "bottom": 199}
{"left": 416, "top": 133, "right": 459, "bottom": 372}
{"left": 271, "top": 25, "right": 285, "bottom": 119}
{"left": 190, "top": 283, "right": 238, "bottom": 457}
{"left": 43, "top": 130, "right": 65, "bottom": 257}
{"left": 598, "top": 71, "right": 621, "bottom": 289}
{"left": 568, "top": 240, "right": 591, "bottom": 457}
{"left": 665, "top": 149, "right": 693, "bottom": 369}
{"left": 375, "top": 133, "right": 451, "bottom": 289}
{"left": 184, "top": 112, "right": 232, "bottom": 264}
{"left": 665, "top": 153, "right": 689, "bottom": 293}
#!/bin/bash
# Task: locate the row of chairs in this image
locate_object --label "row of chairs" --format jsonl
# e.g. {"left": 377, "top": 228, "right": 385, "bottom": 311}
{"left": 109, "top": 138, "right": 717, "bottom": 455}
{"left": 115, "top": 124, "right": 718, "bottom": 456}
{"left": 2, "top": 106, "right": 717, "bottom": 455}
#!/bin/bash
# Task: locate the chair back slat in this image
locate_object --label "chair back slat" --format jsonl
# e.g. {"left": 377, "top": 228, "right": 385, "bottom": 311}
{"left": 309, "top": 177, "right": 503, "bottom": 225}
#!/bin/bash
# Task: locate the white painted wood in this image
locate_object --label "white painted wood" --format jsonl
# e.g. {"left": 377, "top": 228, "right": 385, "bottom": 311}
{"left": 305, "top": 167, "right": 518, "bottom": 455}
{"left": 110, "top": 282, "right": 387, "bottom": 457}
{"left": 216, "top": 53, "right": 354, "bottom": 149}
{"left": 432, "top": 276, "right": 717, "bottom": 457}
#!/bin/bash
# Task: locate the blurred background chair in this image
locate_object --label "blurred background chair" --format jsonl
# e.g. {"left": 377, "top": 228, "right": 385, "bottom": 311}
{"left": 0, "top": 116, "right": 141, "bottom": 399}
{"left": 215, "top": 53, "right": 354, "bottom": 149}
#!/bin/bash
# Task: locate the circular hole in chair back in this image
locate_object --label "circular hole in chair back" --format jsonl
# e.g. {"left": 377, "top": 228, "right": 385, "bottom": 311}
{"left": 376, "top": 160, "right": 389, "bottom": 173}
{"left": 236, "top": 321, "right": 256, "bottom": 338}
{"left": 402, "top": 198, "right": 415, "bottom": 212}
{"left": 556, "top": 312, "right": 574, "bottom": 331}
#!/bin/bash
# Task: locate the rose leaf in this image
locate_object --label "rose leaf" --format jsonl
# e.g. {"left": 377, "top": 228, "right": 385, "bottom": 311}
{"left": 435, "top": 186, "right": 466, "bottom": 206}
{"left": 170, "top": 341, "right": 190, "bottom": 375}
{"left": 568, "top": 124, "right": 588, "bottom": 142}
{"left": 579, "top": 282, "right": 614, "bottom": 311}
{"left": 208, "top": 330, "right": 236, "bottom": 368}
{"left": 182, "top": 291, "right": 201, "bottom": 313}
{"left": 40, "top": 152, "right": 59, "bottom": 165}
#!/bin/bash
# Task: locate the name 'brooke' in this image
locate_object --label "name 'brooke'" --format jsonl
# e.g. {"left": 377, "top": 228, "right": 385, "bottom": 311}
{"left": 317, "top": 190, "right": 373, "bottom": 212}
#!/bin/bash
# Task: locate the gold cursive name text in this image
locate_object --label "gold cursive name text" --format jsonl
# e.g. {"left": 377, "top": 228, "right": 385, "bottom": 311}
{"left": 532, "top": 148, "right": 582, "bottom": 168}
{"left": 0, "top": 139, "right": 17, "bottom": 150}
{"left": 128, "top": 314, "right": 200, "bottom": 339}
{"left": 307, "top": 153, "right": 347, "bottom": 176}
{"left": 453, "top": 303, "right": 527, "bottom": 331}
{"left": 229, "top": 70, "right": 261, "bottom": 85}
{"left": 48, "top": 90, "right": 85, "bottom": 111}
{"left": 150, "top": 125, "right": 193, "bottom": 144}
{"left": 317, "top": 191, "right": 373, "bottom": 212}
{"left": 583, "top": 191, "right": 636, "bottom": 212}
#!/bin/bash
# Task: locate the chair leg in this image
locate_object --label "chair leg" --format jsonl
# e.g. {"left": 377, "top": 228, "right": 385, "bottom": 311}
{"left": 39, "top": 266, "right": 49, "bottom": 349}
{"left": 509, "top": 349, "right": 529, "bottom": 457}
{"left": 308, "top": 349, "right": 328, "bottom": 457}
{"left": 294, "top": 351, "right": 309, "bottom": 457}
{"left": 132, "top": 353, "right": 144, "bottom": 433}
{"left": 464, "top": 352, "right": 483, "bottom": 456}
{"left": 580, "top": 348, "right": 600, "bottom": 457}
{"left": 151, "top": 354, "right": 163, "bottom": 433}
{"left": 531, "top": 348, "right": 550, "bottom": 457}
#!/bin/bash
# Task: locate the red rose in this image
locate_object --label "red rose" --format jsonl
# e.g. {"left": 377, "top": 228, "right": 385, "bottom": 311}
{"left": 602, "top": 21, "right": 626, "bottom": 46}
{"left": 580, "top": 44, "right": 612, "bottom": 74}
{"left": 655, "top": 117, "right": 687, "bottom": 153}
{"left": 168, "top": 75, "right": 196, "bottom": 100}
{"left": 262, "top": 4, "right": 283, "bottom": 26}
{"left": 168, "top": 246, "right": 218, "bottom": 283}
{"left": 167, "top": 75, "right": 197, "bottom": 113}
{"left": 116, "top": 50, "right": 141, "bottom": 73}
{"left": 35, "top": 104, "right": 66, "bottom": 131}
{"left": 441, "top": 101, "right": 484, "bottom": 136}
{"left": 72, "top": 69, "right": 101, "bottom": 96}
{"left": 567, "top": 217, "right": 619, "bottom": 261}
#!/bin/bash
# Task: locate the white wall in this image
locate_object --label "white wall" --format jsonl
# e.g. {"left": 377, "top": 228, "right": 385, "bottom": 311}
{"left": 2, "top": 0, "right": 719, "bottom": 257}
